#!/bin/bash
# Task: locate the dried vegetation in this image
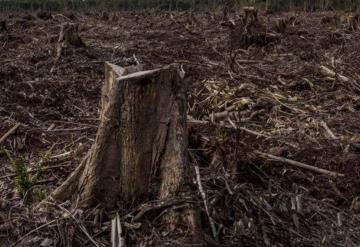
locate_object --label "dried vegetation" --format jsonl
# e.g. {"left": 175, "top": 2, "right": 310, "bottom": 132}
{"left": 0, "top": 8, "right": 360, "bottom": 246}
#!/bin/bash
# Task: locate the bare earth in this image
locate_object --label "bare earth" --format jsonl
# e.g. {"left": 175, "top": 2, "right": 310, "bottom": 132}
{"left": 1, "top": 10, "right": 360, "bottom": 246}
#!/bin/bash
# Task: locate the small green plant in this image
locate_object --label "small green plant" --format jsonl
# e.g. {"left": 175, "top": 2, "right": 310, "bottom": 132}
{"left": 13, "top": 156, "right": 33, "bottom": 197}
{"left": 215, "top": 128, "right": 228, "bottom": 142}
{"left": 2, "top": 146, "right": 53, "bottom": 201}
{"left": 3, "top": 149, "right": 33, "bottom": 198}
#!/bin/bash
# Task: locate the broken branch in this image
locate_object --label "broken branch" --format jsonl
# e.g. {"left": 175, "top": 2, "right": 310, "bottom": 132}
{"left": 0, "top": 123, "right": 21, "bottom": 145}
{"left": 255, "top": 151, "right": 344, "bottom": 177}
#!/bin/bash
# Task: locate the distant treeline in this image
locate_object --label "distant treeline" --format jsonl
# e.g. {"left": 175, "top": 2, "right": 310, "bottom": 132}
{"left": 0, "top": 0, "right": 359, "bottom": 11}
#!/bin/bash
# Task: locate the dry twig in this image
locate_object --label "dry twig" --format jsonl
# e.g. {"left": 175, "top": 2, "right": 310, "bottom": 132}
{"left": 255, "top": 151, "right": 344, "bottom": 177}
{"left": 0, "top": 123, "right": 21, "bottom": 145}
{"left": 194, "top": 165, "right": 218, "bottom": 242}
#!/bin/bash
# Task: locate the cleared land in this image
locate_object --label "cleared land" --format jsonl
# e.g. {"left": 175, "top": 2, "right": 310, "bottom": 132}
{"left": 1, "top": 9, "right": 360, "bottom": 246}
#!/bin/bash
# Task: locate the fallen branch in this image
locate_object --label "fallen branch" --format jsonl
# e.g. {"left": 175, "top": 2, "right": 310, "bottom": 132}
{"left": 50, "top": 151, "right": 72, "bottom": 160}
{"left": 188, "top": 117, "right": 269, "bottom": 138}
{"left": 45, "top": 127, "right": 92, "bottom": 132}
{"left": 0, "top": 123, "right": 21, "bottom": 145}
{"left": 255, "top": 151, "right": 344, "bottom": 177}
{"left": 194, "top": 164, "right": 218, "bottom": 242}
{"left": 188, "top": 117, "right": 299, "bottom": 149}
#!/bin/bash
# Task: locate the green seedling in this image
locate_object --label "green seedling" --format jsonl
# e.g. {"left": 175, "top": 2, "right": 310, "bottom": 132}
{"left": 2, "top": 145, "right": 54, "bottom": 202}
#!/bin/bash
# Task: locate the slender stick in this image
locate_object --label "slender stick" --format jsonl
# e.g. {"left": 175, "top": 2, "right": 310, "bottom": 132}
{"left": 44, "top": 201, "right": 99, "bottom": 247}
{"left": 194, "top": 165, "right": 218, "bottom": 242}
{"left": 0, "top": 123, "right": 21, "bottom": 145}
{"left": 11, "top": 219, "right": 58, "bottom": 247}
{"left": 255, "top": 151, "right": 344, "bottom": 177}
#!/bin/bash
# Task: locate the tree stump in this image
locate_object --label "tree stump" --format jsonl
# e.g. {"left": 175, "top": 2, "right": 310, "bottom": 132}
{"left": 58, "top": 22, "right": 85, "bottom": 48}
{"left": 51, "top": 63, "right": 189, "bottom": 210}
{"left": 51, "top": 23, "right": 85, "bottom": 73}
{"left": 243, "top": 6, "right": 258, "bottom": 22}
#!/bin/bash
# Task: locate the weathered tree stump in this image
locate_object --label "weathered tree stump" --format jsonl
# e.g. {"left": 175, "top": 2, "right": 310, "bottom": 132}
{"left": 243, "top": 6, "right": 258, "bottom": 22}
{"left": 51, "top": 23, "right": 85, "bottom": 72}
{"left": 58, "top": 22, "right": 85, "bottom": 48}
{"left": 47, "top": 63, "right": 205, "bottom": 243}
{"left": 51, "top": 63, "right": 189, "bottom": 209}
{"left": 230, "top": 18, "right": 280, "bottom": 49}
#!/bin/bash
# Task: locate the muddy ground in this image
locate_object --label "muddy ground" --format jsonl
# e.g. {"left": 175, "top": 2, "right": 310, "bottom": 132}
{"left": 0, "top": 9, "right": 360, "bottom": 246}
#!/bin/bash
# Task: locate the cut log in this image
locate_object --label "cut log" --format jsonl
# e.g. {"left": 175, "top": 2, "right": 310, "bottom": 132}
{"left": 51, "top": 62, "right": 188, "bottom": 208}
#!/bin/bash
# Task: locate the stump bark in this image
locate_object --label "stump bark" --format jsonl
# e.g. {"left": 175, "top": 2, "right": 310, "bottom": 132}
{"left": 51, "top": 63, "right": 189, "bottom": 210}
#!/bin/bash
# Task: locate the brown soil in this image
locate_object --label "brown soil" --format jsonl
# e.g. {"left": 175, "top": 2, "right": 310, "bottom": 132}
{"left": 0, "top": 10, "right": 360, "bottom": 246}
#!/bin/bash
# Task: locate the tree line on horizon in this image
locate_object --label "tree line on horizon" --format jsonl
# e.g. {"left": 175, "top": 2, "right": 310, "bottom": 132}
{"left": 0, "top": 0, "right": 359, "bottom": 11}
